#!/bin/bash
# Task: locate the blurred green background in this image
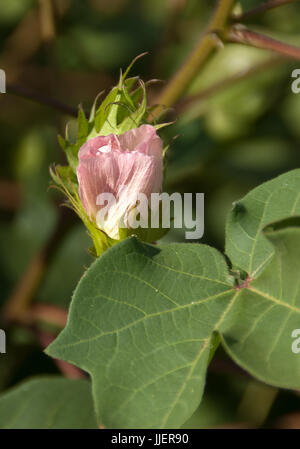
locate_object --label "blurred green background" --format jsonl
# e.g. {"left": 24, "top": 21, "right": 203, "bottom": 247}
{"left": 1, "top": 0, "right": 300, "bottom": 428}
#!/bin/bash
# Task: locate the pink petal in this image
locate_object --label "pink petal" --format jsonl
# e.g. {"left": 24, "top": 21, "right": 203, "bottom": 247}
{"left": 77, "top": 149, "right": 162, "bottom": 238}
{"left": 78, "top": 134, "right": 121, "bottom": 159}
{"left": 118, "top": 125, "right": 162, "bottom": 159}
{"left": 76, "top": 125, "right": 163, "bottom": 239}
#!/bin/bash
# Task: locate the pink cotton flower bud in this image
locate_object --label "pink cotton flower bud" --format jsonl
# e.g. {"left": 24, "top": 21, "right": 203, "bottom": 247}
{"left": 76, "top": 124, "right": 163, "bottom": 240}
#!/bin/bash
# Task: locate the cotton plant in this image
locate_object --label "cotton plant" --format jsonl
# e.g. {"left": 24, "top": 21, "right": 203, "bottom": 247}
{"left": 1, "top": 0, "right": 300, "bottom": 432}
{"left": 46, "top": 66, "right": 300, "bottom": 429}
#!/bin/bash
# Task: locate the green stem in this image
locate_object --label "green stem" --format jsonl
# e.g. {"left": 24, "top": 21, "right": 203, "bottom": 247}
{"left": 151, "top": 0, "right": 236, "bottom": 120}
{"left": 237, "top": 381, "right": 278, "bottom": 427}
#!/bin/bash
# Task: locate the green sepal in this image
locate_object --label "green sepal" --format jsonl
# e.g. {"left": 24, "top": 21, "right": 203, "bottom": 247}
{"left": 58, "top": 107, "right": 92, "bottom": 175}
{"left": 118, "top": 203, "right": 170, "bottom": 243}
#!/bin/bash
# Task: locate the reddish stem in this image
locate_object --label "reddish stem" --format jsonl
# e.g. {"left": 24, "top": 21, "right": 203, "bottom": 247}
{"left": 227, "top": 26, "right": 300, "bottom": 61}
{"left": 37, "top": 331, "right": 86, "bottom": 379}
{"left": 231, "top": 0, "right": 298, "bottom": 22}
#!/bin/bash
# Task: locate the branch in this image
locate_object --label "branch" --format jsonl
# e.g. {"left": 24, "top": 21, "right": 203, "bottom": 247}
{"left": 3, "top": 207, "right": 75, "bottom": 323}
{"left": 6, "top": 83, "right": 79, "bottom": 117}
{"left": 0, "top": 180, "right": 21, "bottom": 210}
{"left": 150, "top": 0, "right": 236, "bottom": 120}
{"left": 176, "top": 56, "right": 283, "bottom": 114}
{"left": 36, "top": 330, "right": 86, "bottom": 379}
{"left": 227, "top": 26, "right": 300, "bottom": 61}
{"left": 29, "top": 304, "right": 68, "bottom": 328}
{"left": 237, "top": 381, "right": 278, "bottom": 427}
{"left": 231, "top": 0, "right": 299, "bottom": 22}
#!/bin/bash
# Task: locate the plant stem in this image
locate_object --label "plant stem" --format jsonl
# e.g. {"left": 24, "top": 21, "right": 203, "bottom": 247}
{"left": 176, "top": 56, "right": 283, "bottom": 114}
{"left": 6, "top": 83, "right": 79, "bottom": 117}
{"left": 231, "top": 0, "right": 298, "bottom": 22}
{"left": 227, "top": 26, "right": 300, "bottom": 61}
{"left": 151, "top": 0, "right": 236, "bottom": 120}
{"left": 3, "top": 207, "right": 75, "bottom": 324}
{"left": 30, "top": 304, "right": 68, "bottom": 328}
{"left": 36, "top": 330, "right": 86, "bottom": 379}
{"left": 237, "top": 380, "right": 278, "bottom": 427}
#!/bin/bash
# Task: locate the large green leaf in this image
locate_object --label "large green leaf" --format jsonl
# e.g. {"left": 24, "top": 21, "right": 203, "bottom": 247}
{"left": 0, "top": 377, "right": 97, "bottom": 429}
{"left": 221, "top": 227, "right": 300, "bottom": 388}
{"left": 221, "top": 170, "right": 300, "bottom": 389}
{"left": 46, "top": 169, "right": 300, "bottom": 428}
{"left": 46, "top": 239, "right": 235, "bottom": 428}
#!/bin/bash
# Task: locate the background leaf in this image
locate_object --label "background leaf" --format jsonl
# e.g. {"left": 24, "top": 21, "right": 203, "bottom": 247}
{"left": 0, "top": 377, "right": 97, "bottom": 429}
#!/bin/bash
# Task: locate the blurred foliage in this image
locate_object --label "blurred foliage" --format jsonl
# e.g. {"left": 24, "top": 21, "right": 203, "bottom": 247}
{"left": 1, "top": 0, "right": 300, "bottom": 429}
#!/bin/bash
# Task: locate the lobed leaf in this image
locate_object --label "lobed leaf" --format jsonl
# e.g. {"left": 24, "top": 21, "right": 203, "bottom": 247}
{"left": 226, "top": 169, "right": 300, "bottom": 277}
{"left": 46, "top": 238, "right": 235, "bottom": 428}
